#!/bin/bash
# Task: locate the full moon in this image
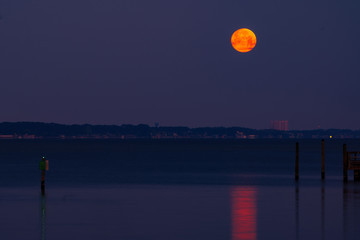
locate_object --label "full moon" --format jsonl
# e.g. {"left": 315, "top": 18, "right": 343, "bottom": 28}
{"left": 231, "top": 28, "right": 257, "bottom": 53}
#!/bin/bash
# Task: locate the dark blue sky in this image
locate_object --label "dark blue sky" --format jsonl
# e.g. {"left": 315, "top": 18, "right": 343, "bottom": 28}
{"left": 0, "top": 0, "right": 359, "bottom": 129}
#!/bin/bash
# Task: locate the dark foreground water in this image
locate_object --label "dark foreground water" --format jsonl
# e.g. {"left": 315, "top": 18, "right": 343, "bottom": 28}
{"left": 0, "top": 139, "right": 360, "bottom": 240}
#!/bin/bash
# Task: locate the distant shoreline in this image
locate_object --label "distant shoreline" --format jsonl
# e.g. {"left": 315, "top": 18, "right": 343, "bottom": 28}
{"left": 0, "top": 122, "right": 359, "bottom": 139}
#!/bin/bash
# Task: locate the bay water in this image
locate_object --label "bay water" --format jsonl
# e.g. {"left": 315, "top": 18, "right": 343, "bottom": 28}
{"left": 0, "top": 139, "right": 359, "bottom": 240}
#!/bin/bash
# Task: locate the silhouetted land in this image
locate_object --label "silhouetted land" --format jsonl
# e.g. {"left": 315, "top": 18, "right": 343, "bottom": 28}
{"left": 0, "top": 122, "right": 359, "bottom": 139}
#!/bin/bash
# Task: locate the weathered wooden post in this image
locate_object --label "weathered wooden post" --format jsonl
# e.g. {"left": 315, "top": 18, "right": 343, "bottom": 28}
{"left": 343, "top": 144, "right": 348, "bottom": 182}
{"left": 40, "top": 157, "right": 49, "bottom": 195}
{"left": 354, "top": 170, "right": 360, "bottom": 181}
{"left": 321, "top": 139, "right": 325, "bottom": 180}
{"left": 295, "top": 142, "right": 299, "bottom": 181}
{"left": 354, "top": 152, "right": 360, "bottom": 181}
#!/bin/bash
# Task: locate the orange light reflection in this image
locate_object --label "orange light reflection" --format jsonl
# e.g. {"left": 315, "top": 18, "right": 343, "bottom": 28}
{"left": 231, "top": 187, "right": 257, "bottom": 240}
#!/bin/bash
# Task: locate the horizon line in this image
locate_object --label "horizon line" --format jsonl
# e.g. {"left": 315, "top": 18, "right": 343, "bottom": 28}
{"left": 0, "top": 121, "right": 358, "bottom": 132}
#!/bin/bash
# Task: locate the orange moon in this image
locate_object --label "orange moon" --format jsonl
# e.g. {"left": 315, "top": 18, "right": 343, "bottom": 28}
{"left": 231, "top": 28, "right": 257, "bottom": 53}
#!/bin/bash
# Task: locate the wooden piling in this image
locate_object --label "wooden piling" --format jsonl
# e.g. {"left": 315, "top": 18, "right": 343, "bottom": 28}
{"left": 354, "top": 152, "right": 360, "bottom": 181}
{"left": 321, "top": 139, "right": 325, "bottom": 180}
{"left": 354, "top": 170, "right": 360, "bottom": 182}
{"left": 295, "top": 142, "right": 299, "bottom": 181}
{"left": 343, "top": 144, "right": 348, "bottom": 182}
{"left": 41, "top": 170, "right": 45, "bottom": 195}
{"left": 40, "top": 157, "right": 48, "bottom": 195}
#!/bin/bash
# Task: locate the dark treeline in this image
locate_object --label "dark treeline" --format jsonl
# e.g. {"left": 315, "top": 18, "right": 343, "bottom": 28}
{"left": 0, "top": 122, "right": 359, "bottom": 139}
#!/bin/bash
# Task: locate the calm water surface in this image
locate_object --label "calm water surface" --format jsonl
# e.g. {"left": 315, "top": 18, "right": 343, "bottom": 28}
{"left": 0, "top": 139, "right": 360, "bottom": 240}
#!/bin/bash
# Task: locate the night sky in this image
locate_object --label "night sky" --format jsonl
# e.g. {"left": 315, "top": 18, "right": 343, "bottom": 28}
{"left": 0, "top": 0, "right": 359, "bottom": 130}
